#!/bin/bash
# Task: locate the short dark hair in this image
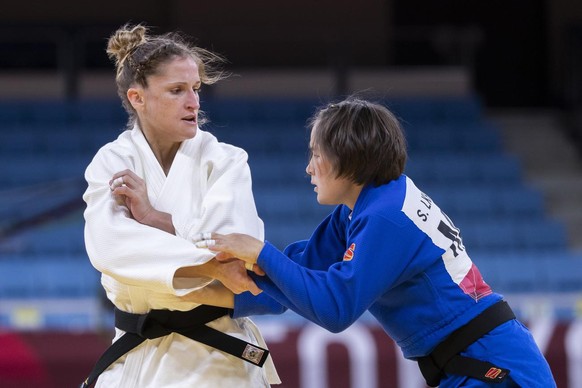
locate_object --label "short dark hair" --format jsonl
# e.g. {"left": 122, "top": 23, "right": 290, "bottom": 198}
{"left": 309, "top": 98, "right": 407, "bottom": 186}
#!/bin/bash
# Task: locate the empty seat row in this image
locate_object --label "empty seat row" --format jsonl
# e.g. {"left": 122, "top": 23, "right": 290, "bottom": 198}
{"left": 263, "top": 219, "right": 323, "bottom": 250}
{"left": 406, "top": 123, "right": 502, "bottom": 154}
{"left": 211, "top": 123, "right": 310, "bottom": 156}
{"left": 475, "top": 254, "right": 582, "bottom": 293}
{"left": 0, "top": 220, "right": 86, "bottom": 255}
{"left": 0, "top": 95, "right": 483, "bottom": 127}
{"left": 249, "top": 155, "right": 312, "bottom": 188}
{"left": 0, "top": 125, "right": 122, "bottom": 157}
{"left": 202, "top": 98, "right": 323, "bottom": 126}
{"left": 1, "top": 119, "right": 502, "bottom": 160}
{"left": 406, "top": 153, "right": 523, "bottom": 185}
{"left": 0, "top": 156, "right": 91, "bottom": 188}
{"left": 459, "top": 218, "right": 568, "bottom": 254}
{"left": 252, "top": 184, "right": 546, "bottom": 227}
{"left": 1, "top": 239, "right": 577, "bottom": 300}
{"left": 254, "top": 187, "right": 333, "bottom": 224}
{"left": 385, "top": 95, "right": 483, "bottom": 125}
{"left": 427, "top": 184, "right": 546, "bottom": 220}
{"left": 247, "top": 152, "right": 523, "bottom": 189}
{"left": 0, "top": 100, "right": 126, "bottom": 126}
{"left": 0, "top": 255, "right": 100, "bottom": 299}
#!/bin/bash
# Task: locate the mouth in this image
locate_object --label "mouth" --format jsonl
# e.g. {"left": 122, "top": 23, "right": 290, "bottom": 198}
{"left": 182, "top": 115, "right": 197, "bottom": 125}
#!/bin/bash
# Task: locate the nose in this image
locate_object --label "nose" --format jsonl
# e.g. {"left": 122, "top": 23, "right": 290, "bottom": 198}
{"left": 186, "top": 89, "right": 200, "bottom": 110}
{"left": 306, "top": 159, "right": 313, "bottom": 176}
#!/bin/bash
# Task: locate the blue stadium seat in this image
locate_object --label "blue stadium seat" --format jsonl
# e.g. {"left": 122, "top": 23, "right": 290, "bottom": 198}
{"left": 496, "top": 186, "right": 545, "bottom": 218}
{"left": 476, "top": 255, "right": 548, "bottom": 293}
{"left": 254, "top": 187, "right": 332, "bottom": 223}
{"left": 387, "top": 96, "right": 482, "bottom": 125}
{"left": 459, "top": 220, "right": 519, "bottom": 253}
{"left": 37, "top": 127, "right": 86, "bottom": 156}
{"left": 475, "top": 154, "right": 522, "bottom": 184}
{"left": 406, "top": 126, "right": 456, "bottom": 153}
{"left": 0, "top": 261, "right": 36, "bottom": 298}
{"left": 32, "top": 258, "right": 100, "bottom": 297}
{"left": 516, "top": 220, "right": 568, "bottom": 251}
{"left": 0, "top": 102, "right": 27, "bottom": 125}
{"left": 1, "top": 96, "right": 576, "bottom": 310}
{"left": 212, "top": 123, "right": 310, "bottom": 156}
{"left": 406, "top": 122, "right": 501, "bottom": 155}
{"left": 72, "top": 100, "right": 126, "bottom": 125}
{"left": 540, "top": 255, "right": 582, "bottom": 292}
{"left": 426, "top": 185, "right": 545, "bottom": 221}
{"left": 0, "top": 130, "right": 42, "bottom": 155}
{"left": 27, "top": 101, "right": 71, "bottom": 125}
{"left": 0, "top": 255, "right": 99, "bottom": 299}
{"left": 406, "top": 154, "right": 522, "bottom": 186}
{"left": 456, "top": 125, "right": 501, "bottom": 153}
{"left": 249, "top": 155, "right": 310, "bottom": 188}
{"left": 264, "top": 220, "right": 318, "bottom": 250}
{"left": 11, "top": 221, "right": 86, "bottom": 255}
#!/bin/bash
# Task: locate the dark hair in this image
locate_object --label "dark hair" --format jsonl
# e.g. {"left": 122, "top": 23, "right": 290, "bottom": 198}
{"left": 106, "top": 24, "right": 227, "bottom": 127}
{"left": 309, "top": 98, "right": 407, "bottom": 186}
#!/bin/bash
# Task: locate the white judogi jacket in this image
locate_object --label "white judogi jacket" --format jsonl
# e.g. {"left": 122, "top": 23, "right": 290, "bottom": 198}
{"left": 83, "top": 124, "right": 280, "bottom": 387}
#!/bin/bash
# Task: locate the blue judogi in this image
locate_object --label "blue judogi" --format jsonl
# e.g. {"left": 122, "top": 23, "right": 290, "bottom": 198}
{"left": 235, "top": 175, "right": 555, "bottom": 387}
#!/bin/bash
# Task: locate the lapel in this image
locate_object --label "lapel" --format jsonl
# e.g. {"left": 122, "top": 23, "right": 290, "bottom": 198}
{"left": 130, "top": 125, "right": 205, "bottom": 216}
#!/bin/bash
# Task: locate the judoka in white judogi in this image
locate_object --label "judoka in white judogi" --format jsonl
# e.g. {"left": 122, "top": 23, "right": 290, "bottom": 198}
{"left": 83, "top": 124, "right": 280, "bottom": 387}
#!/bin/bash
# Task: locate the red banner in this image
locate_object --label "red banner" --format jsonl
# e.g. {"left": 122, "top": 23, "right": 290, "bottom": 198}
{"left": 0, "top": 319, "right": 580, "bottom": 388}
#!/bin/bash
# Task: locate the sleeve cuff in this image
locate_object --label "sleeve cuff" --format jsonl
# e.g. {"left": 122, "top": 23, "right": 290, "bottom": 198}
{"left": 232, "top": 286, "right": 287, "bottom": 318}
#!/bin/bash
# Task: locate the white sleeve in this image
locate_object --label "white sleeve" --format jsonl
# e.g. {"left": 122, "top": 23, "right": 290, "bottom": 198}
{"left": 83, "top": 146, "right": 214, "bottom": 296}
{"left": 173, "top": 146, "right": 265, "bottom": 243}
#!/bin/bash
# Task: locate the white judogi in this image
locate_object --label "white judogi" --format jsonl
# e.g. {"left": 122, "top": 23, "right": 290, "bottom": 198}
{"left": 83, "top": 124, "right": 280, "bottom": 387}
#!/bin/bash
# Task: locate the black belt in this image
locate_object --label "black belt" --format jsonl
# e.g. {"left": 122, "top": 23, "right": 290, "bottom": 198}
{"left": 417, "top": 300, "right": 516, "bottom": 387}
{"left": 80, "top": 305, "right": 269, "bottom": 388}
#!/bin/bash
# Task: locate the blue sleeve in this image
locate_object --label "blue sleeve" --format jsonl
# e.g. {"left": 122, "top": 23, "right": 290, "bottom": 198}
{"left": 232, "top": 208, "right": 349, "bottom": 318}
{"left": 231, "top": 242, "right": 309, "bottom": 318}
{"left": 256, "top": 213, "right": 427, "bottom": 333}
{"left": 232, "top": 285, "right": 287, "bottom": 318}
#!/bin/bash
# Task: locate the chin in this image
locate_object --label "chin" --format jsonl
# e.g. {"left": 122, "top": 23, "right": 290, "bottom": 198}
{"left": 184, "top": 127, "right": 198, "bottom": 139}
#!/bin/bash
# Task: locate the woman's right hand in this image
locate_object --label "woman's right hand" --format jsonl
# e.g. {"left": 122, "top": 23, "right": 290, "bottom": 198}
{"left": 110, "top": 169, "right": 175, "bottom": 234}
{"left": 212, "top": 258, "right": 263, "bottom": 296}
{"left": 110, "top": 169, "right": 154, "bottom": 223}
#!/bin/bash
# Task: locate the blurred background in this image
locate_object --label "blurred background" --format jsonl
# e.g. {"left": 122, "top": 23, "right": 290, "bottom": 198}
{"left": 0, "top": 0, "right": 581, "bottom": 387}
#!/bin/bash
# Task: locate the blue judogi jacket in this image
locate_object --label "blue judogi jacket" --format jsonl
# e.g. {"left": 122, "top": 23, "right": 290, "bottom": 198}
{"left": 234, "top": 175, "right": 555, "bottom": 387}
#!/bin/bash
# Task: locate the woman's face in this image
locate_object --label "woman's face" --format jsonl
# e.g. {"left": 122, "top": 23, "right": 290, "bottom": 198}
{"left": 130, "top": 55, "right": 201, "bottom": 147}
{"left": 306, "top": 126, "right": 361, "bottom": 209}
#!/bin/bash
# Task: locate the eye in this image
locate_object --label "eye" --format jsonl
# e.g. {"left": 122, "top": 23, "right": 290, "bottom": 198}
{"left": 171, "top": 87, "right": 182, "bottom": 94}
{"left": 193, "top": 86, "right": 202, "bottom": 94}
{"left": 310, "top": 148, "right": 320, "bottom": 158}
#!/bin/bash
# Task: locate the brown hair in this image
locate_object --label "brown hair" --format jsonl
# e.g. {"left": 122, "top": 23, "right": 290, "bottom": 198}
{"left": 106, "top": 24, "right": 227, "bottom": 127}
{"left": 309, "top": 98, "right": 407, "bottom": 186}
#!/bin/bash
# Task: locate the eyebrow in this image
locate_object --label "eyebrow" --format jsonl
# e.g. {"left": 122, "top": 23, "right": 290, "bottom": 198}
{"left": 166, "top": 80, "right": 201, "bottom": 87}
{"left": 309, "top": 143, "right": 320, "bottom": 153}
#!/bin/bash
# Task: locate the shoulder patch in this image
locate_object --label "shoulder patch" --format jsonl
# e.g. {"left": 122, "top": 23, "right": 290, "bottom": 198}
{"left": 343, "top": 243, "right": 356, "bottom": 261}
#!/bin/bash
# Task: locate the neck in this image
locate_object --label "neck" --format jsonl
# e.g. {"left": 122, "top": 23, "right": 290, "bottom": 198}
{"left": 154, "top": 146, "right": 179, "bottom": 175}
{"left": 138, "top": 124, "right": 180, "bottom": 175}
{"left": 344, "top": 184, "right": 364, "bottom": 210}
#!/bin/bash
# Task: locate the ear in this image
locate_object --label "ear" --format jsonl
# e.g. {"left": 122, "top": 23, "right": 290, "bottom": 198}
{"left": 127, "top": 87, "right": 145, "bottom": 111}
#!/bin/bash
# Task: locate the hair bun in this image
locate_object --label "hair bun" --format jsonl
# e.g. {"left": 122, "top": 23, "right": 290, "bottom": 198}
{"left": 107, "top": 24, "right": 147, "bottom": 66}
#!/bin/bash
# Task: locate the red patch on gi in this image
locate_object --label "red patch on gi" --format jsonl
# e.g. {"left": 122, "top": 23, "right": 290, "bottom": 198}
{"left": 343, "top": 243, "right": 356, "bottom": 261}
